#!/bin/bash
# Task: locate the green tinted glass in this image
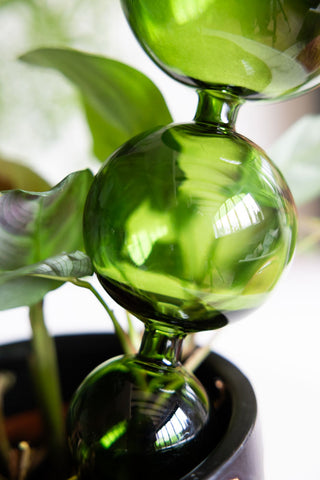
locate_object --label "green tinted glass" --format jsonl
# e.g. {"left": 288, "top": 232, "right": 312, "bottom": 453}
{"left": 84, "top": 116, "right": 296, "bottom": 332}
{"left": 121, "top": 0, "right": 320, "bottom": 99}
{"left": 68, "top": 344, "right": 211, "bottom": 479}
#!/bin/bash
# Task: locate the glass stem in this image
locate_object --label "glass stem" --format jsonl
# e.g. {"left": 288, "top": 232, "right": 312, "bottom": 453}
{"left": 194, "top": 89, "right": 243, "bottom": 129}
{"left": 138, "top": 323, "right": 185, "bottom": 367}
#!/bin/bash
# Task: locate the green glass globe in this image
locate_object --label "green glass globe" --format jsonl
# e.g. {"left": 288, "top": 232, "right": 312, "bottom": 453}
{"left": 83, "top": 119, "right": 297, "bottom": 333}
{"left": 121, "top": 0, "right": 320, "bottom": 99}
{"left": 67, "top": 351, "right": 211, "bottom": 480}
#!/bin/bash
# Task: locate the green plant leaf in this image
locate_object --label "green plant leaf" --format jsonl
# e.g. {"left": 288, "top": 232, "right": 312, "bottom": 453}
{"left": 0, "top": 169, "right": 94, "bottom": 309}
{"left": 0, "top": 156, "right": 51, "bottom": 192}
{"left": 269, "top": 114, "right": 320, "bottom": 206}
{"left": 0, "top": 251, "right": 93, "bottom": 284}
{"left": 20, "top": 47, "right": 173, "bottom": 161}
{"left": 32, "top": 250, "right": 93, "bottom": 279}
{"left": 0, "top": 275, "right": 60, "bottom": 311}
{"left": 0, "top": 0, "right": 19, "bottom": 6}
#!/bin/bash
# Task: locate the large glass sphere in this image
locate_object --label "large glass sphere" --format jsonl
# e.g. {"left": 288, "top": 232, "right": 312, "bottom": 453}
{"left": 67, "top": 353, "right": 210, "bottom": 480}
{"left": 121, "top": 0, "right": 320, "bottom": 99}
{"left": 84, "top": 122, "right": 297, "bottom": 333}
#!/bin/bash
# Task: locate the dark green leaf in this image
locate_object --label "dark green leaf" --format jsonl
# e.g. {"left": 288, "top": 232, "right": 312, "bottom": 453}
{"left": 0, "top": 169, "right": 93, "bottom": 309}
{"left": 20, "top": 48, "right": 173, "bottom": 161}
{"left": 269, "top": 114, "right": 320, "bottom": 206}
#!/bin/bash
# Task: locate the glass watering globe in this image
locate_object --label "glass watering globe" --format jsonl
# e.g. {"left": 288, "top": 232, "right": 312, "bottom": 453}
{"left": 68, "top": 1, "right": 320, "bottom": 479}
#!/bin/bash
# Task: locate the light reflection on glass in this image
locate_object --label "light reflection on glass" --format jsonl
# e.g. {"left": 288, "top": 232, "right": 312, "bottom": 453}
{"left": 155, "top": 407, "right": 189, "bottom": 449}
{"left": 128, "top": 225, "right": 169, "bottom": 266}
{"left": 213, "top": 193, "right": 264, "bottom": 238}
{"left": 170, "top": 0, "right": 212, "bottom": 24}
{"left": 100, "top": 420, "right": 127, "bottom": 449}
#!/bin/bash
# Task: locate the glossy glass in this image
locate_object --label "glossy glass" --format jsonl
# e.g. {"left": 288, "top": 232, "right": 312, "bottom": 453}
{"left": 84, "top": 92, "right": 296, "bottom": 333}
{"left": 67, "top": 327, "right": 212, "bottom": 480}
{"left": 121, "top": 0, "right": 320, "bottom": 99}
{"left": 69, "top": 3, "right": 304, "bottom": 477}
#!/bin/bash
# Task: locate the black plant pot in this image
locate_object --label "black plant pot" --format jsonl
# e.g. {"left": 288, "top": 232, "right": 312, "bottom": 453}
{"left": 0, "top": 334, "right": 264, "bottom": 480}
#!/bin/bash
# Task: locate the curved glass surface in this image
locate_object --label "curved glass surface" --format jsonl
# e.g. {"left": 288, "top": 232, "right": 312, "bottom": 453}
{"left": 121, "top": 0, "right": 320, "bottom": 99}
{"left": 84, "top": 122, "right": 297, "bottom": 332}
{"left": 68, "top": 354, "right": 210, "bottom": 479}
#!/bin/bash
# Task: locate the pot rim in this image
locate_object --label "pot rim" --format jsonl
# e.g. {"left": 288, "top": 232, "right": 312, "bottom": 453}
{"left": 0, "top": 333, "right": 261, "bottom": 479}
{"left": 182, "top": 350, "right": 258, "bottom": 479}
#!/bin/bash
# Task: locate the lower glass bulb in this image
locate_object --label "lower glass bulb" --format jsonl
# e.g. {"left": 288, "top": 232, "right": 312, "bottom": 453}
{"left": 67, "top": 352, "right": 211, "bottom": 480}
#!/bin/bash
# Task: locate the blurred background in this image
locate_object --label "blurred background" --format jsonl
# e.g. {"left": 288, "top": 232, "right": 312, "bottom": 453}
{"left": 0, "top": 1, "right": 319, "bottom": 479}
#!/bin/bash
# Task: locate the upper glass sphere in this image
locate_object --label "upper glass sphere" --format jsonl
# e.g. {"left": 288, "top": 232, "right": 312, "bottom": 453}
{"left": 121, "top": 0, "right": 320, "bottom": 100}
{"left": 83, "top": 118, "right": 297, "bottom": 333}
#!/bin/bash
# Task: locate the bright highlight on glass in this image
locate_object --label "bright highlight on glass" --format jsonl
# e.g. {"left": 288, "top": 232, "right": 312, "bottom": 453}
{"left": 66, "top": 1, "right": 319, "bottom": 479}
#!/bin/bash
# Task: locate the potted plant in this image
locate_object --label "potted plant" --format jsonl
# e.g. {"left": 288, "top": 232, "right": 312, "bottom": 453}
{"left": 0, "top": 1, "right": 319, "bottom": 479}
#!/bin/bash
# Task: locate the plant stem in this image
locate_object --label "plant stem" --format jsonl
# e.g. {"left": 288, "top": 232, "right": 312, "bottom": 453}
{"left": 298, "top": 216, "right": 320, "bottom": 252}
{"left": 28, "top": 301, "right": 65, "bottom": 458}
{"left": 182, "top": 333, "right": 197, "bottom": 360}
{"left": 31, "top": 272, "right": 136, "bottom": 355}
{"left": 0, "top": 372, "right": 15, "bottom": 477}
{"left": 17, "top": 442, "right": 31, "bottom": 480}
{"left": 125, "top": 311, "right": 141, "bottom": 352}
{"left": 183, "top": 332, "right": 219, "bottom": 372}
{"left": 70, "top": 278, "right": 136, "bottom": 355}
{"left": 298, "top": 231, "right": 320, "bottom": 253}
{"left": 183, "top": 345, "right": 212, "bottom": 373}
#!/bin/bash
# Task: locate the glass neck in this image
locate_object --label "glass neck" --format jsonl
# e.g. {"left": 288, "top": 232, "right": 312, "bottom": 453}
{"left": 138, "top": 323, "right": 185, "bottom": 367}
{"left": 194, "top": 89, "right": 242, "bottom": 129}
